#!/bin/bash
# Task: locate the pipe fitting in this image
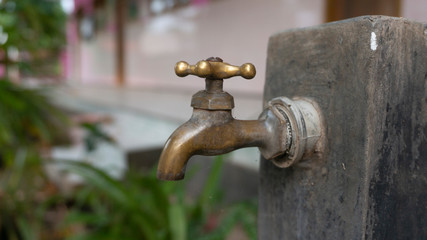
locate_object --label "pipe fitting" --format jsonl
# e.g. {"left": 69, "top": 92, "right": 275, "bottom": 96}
{"left": 259, "top": 97, "right": 324, "bottom": 168}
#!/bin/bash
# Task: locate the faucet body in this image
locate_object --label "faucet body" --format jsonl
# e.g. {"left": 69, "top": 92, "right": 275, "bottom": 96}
{"left": 157, "top": 58, "right": 323, "bottom": 181}
{"left": 157, "top": 106, "right": 294, "bottom": 180}
{"left": 158, "top": 109, "right": 263, "bottom": 180}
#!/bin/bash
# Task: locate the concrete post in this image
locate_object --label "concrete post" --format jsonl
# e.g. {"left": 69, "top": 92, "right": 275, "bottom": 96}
{"left": 259, "top": 16, "right": 427, "bottom": 239}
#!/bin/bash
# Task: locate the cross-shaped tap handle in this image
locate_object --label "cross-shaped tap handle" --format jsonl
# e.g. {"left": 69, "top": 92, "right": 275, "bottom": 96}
{"left": 175, "top": 57, "right": 256, "bottom": 80}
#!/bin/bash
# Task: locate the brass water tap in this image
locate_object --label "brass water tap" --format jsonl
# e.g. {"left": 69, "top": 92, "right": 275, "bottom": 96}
{"left": 157, "top": 57, "right": 324, "bottom": 181}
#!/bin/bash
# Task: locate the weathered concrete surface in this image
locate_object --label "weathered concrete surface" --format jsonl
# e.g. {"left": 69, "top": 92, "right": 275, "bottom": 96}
{"left": 259, "top": 16, "right": 427, "bottom": 239}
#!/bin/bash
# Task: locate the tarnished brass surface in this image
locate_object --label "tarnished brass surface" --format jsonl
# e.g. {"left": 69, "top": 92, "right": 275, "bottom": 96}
{"left": 157, "top": 58, "right": 324, "bottom": 181}
{"left": 157, "top": 109, "right": 287, "bottom": 180}
{"left": 175, "top": 58, "right": 256, "bottom": 80}
{"left": 191, "top": 90, "right": 234, "bottom": 110}
{"left": 175, "top": 57, "right": 256, "bottom": 110}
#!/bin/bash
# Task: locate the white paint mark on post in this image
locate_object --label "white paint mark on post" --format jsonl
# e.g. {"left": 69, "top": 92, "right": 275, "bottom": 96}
{"left": 424, "top": 29, "right": 427, "bottom": 47}
{"left": 370, "top": 32, "right": 377, "bottom": 51}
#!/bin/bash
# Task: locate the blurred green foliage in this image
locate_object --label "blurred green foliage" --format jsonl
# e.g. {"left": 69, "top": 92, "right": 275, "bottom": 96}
{"left": 0, "top": 79, "right": 70, "bottom": 166}
{"left": 0, "top": 2, "right": 258, "bottom": 233}
{"left": 0, "top": 0, "right": 66, "bottom": 52}
{"left": 0, "top": 79, "right": 71, "bottom": 239}
{"left": 0, "top": 148, "right": 60, "bottom": 239}
{"left": 80, "top": 122, "right": 115, "bottom": 152}
{"left": 0, "top": 0, "right": 66, "bottom": 76}
{"left": 0, "top": 80, "right": 258, "bottom": 239}
{"left": 62, "top": 156, "right": 258, "bottom": 240}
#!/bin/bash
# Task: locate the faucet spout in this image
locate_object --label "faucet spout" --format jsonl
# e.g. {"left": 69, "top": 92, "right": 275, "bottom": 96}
{"left": 157, "top": 109, "right": 269, "bottom": 180}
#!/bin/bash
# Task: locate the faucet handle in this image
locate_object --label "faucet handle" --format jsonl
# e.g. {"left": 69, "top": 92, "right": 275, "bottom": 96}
{"left": 175, "top": 57, "right": 256, "bottom": 80}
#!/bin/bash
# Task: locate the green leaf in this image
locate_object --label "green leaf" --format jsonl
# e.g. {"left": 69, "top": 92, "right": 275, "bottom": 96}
{"left": 65, "top": 210, "right": 108, "bottom": 226}
{"left": 60, "top": 161, "right": 129, "bottom": 206}
{"left": 168, "top": 201, "right": 187, "bottom": 240}
{"left": 197, "top": 155, "right": 225, "bottom": 213}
